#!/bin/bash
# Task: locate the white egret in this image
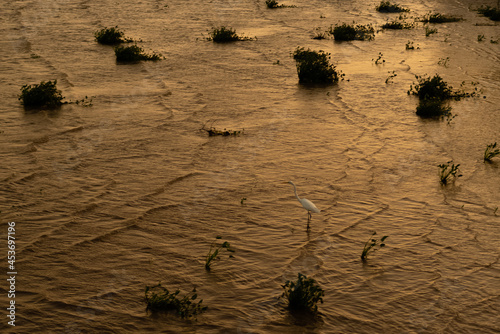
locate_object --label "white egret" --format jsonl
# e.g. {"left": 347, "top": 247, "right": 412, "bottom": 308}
{"left": 288, "top": 181, "right": 320, "bottom": 223}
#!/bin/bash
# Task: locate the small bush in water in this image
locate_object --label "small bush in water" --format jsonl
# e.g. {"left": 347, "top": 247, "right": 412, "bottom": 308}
{"left": 292, "top": 47, "right": 342, "bottom": 84}
{"left": 114, "top": 45, "right": 162, "bottom": 62}
{"left": 438, "top": 161, "right": 462, "bottom": 185}
{"left": 476, "top": 6, "right": 500, "bottom": 21}
{"left": 408, "top": 74, "right": 477, "bottom": 101}
{"left": 419, "top": 12, "right": 463, "bottom": 23}
{"left": 329, "top": 23, "right": 375, "bottom": 41}
{"left": 361, "top": 232, "right": 388, "bottom": 261}
{"left": 484, "top": 142, "right": 500, "bottom": 162}
{"left": 205, "top": 236, "right": 235, "bottom": 270}
{"left": 415, "top": 98, "right": 452, "bottom": 118}
{"left": 19, "top": 80, "right": 64, "bottom": 109}
{"left": 145, "top": 284, "right": 207, "bottom": 318}
{"left": 94, "top": 26, "right": 133, "bottom": 45}
{"left": 281, "top": 273, "right": 324, "bottom": 312}
{"left": 376, "top": 1, "right": 409, "bottom": 13}
{"left": 207, "top": 26, "right": 253, "bottom": 43}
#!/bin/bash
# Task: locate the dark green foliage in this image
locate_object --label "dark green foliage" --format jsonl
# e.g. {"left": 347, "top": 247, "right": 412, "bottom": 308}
{"left": 19, "top": 80, "right": 64, "bottom": 109}
{"left": 476, "top": 6, "right": 500, "bottom": 21}
{"left": 292, "top": 47, "right": 341, "bottom": 84}
{"left": 408, "top": 74, "right": 477, "bottom": 101}
{"left": 376, "top": 1, "right": 409, "bottom": 13}
{"left": 330, "top": 23, "right": 375, "bottom": 41}
{"left": 420, "top": 13, "right": 463, "bottom": 23}
{"left": 361, "top": 232, "right": 388, "bottom": 261}
{"left": 114, "top": 45, "right": 162, "bottom": 62}
{"left": 438, "top": 161, "right": 462, "bottom": 185}
{"left": 94, "top": 26, "right": 132, "bottom": 45}
{"left": 484, "top": 142, "right": 500, "bottom": 162}
{"left": 207, "top": 26, "right": 252, "bottom": 43}
{"left": 145, "top": 284, "right": 207, "bottom": 318}
{"left": 281, "top": 273, "right": 324, "bottom": 313}
{"left": 415, "top": 98, "right": 451, "bottom": 118}
{"left": 205, "top": 236, "right": 235, "bottom": 270}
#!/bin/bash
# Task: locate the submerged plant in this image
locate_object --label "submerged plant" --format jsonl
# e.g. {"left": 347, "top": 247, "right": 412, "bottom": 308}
{"left": 205, "top": 236, "right": 235, "bottom": 271}
{"left": 145, "top": 284, "right": 207, "bottom": 318}
{"left": 207, "top": 26, "right": 253, "bottom": 43}
{"left": 484, "top": 142, "right": 500, "bottom": 162}
{"left": 438, "top": 161, "right": 462, "bottom": 185}
{"left": 373, "top": 52, "right": 385, "bottom": 65}
{"left": 94, "top": 26, "right": 133, "bottom": 45}
{"left": 405, "top": 40, "right": 419, "bottom": 50}
{"left": 420, "top": 12, "right": 463, "bottom": 23}
{"left": 292, "top": 47, "right": 342, "bottom": 84}
{"left": 425, "top": 26, "right": 438, "bottom": 37}
{"left": 265, "top": 0, "right": 295, "bottom": 8}
{"left": 385, "top": 71, "right": 397, "bottom": 84}
{"left": 415, "top": 98, "right": 451, "bottom": 118}
{"left": 408, "top": 74, "right": 477, "bottom": 101}
{"left": 376, "top": 1, "right": 409, "bottom": 13}
{"left": 281, "top": 273, "right": 324, "bottom": 312}
{"left": 381, "top": 20, "right": 414, "bottom": 29}
{"left": 114, "top": 45, "right": 162, "bottom": 62}
{"left": 19, "top": 80, "right": 64, "bottom": 109}
{"left": 476, "top": 6, "right": 500, "bottom": 21}
{"left": 329, "top": 23, "right": 375, "bottom": 41}
{"left": 361, "top": 232, "right": 388, "bottom": 261}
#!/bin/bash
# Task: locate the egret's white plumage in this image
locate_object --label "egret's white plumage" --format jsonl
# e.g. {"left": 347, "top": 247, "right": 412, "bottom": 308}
{"left": 288, "top": 181, "right": 320, "bottom": 223}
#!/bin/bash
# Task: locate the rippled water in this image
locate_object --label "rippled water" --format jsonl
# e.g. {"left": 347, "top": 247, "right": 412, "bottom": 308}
{"left": 1, "top": 0, "right": 499, "bottom": 333}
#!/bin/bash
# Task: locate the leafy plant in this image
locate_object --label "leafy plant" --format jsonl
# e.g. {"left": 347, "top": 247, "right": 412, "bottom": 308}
{"left": 415, "top": 98, "right": 451, "bottom": 118}
{"left": 385, "top": 70, "right": 397, "bottom": 84}
{"left": 19, "top": 80, "right": 64, "bottom": 109}
{"left": 265, "top": 0, "right": 295, "bottom": 8}
{"left": 361, "top": 232, "right": 388, "bottom": 261}
{"left": 405, "top": 40, "right": 419, "bottom": 50}
{"left": 292, "top": 47, "right": 342, "bottom": 84}
{"left": 438, "top": 161, "right": 462, "bottom": 185}
{"left": 114, "top": 45, "right": 162, "bottom": 62}
{"left": 329, "top": 23, "right": 375, "bottom": 41}
{"left": 484, "top": 142, "right": 500, "bottom": 162}
{"left": 145, "top": 284, "right": 207, "bottom": 318}
{"left": 476, "top": 6, "right": 500, "bottom": 21}
{"left": 381, "top": 20, "right": 414, "bottom": 29}
{"left": 94, "top": 26, "right": 133, "bottom": 45}
{"left": 373, "top": 52, "right": 385, "bottom": 65}
{"left": 376, "top": 1, "right": 409, "bottom": 13}
{"left": 420, "top": 12, "right": 463, "bottom": 23}
{"left": 312, "top": 27, "right": 327, "bottom": 40}
{"left": 205, "top": 236, "right": 235, "bottom": 271}
{"left": 281, "top": 273, "right": 324, "bottom": 312}
{"left": 408, "top": 74, "right": 477, "bottom": 101}
{"left": 207, "top": 26, "right": 252, "bottom": 43}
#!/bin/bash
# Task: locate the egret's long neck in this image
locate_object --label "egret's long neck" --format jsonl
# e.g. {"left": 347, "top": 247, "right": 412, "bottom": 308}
{"left": 291, "top": 183, "right": 300, "bottom": 201}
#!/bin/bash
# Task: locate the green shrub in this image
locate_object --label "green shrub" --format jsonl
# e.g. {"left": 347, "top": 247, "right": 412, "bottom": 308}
{"left": 361, "top": 232, "right": 388, "bottom": 261}
{"left": 330, "top": 23, "right": 375, "bottom": 41}
{"left": 207, "top": 26, "right": 252, "bottom": 43}
{"left": 145, "top": 284, "right": 207, "bottom": 318}
{"left": 438, "top": 161, "right": 462, "bottom": 185}
{"left": 420, "top": 13, "right": 462, "bottom": 23}
{"left": 114, "top": 45, "right": 162, "bottom": 62}
{"left": 94, "top": 26, "right": 132, "bottom": 45}
{"left": 484, "top": 142, "right": 500, "bottom": 162}
{"left": 205, "top": 236, "right": 234, "bottom": 271}
{"left": 292, "top": 47, "right": 341, "bottom": 84}
{"left": 281, "top": 273, "right": 324, "bottom": 312}
{"left": 19, "top": 80, "right": 64, "bottom": 109}
{"left": 376, "top": 1, "right": 409, "bottom": 13}
{"left": 476, "top": 6, "right": 500, "bottom": 21}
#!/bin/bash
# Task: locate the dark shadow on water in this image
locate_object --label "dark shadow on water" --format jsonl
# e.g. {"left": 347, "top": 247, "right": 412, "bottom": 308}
{"left": 283, "top": 308, "right": 324, "bottom": 330}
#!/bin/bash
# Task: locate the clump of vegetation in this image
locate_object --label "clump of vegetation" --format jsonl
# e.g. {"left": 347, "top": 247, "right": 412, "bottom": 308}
{"left": 438, "top": 161, "right": 462, "bottom": 185}
{"left": 478, "top": 34, "right": 485, "bottom": 42}
{"left": 408, "top": 74, "right": 478, "bottom": 101}
{"left": 292, "top": 47, "right": 342, "bottom": 84}
{"left": 19, "top": 80, "right": 64, "bottom": 109}
{"left": 385, "top": 70, "right": 397, "bottom": 84}
{"left": 381, "top": 20, "right": 414, "bottom": 29}
{"left": 476, "top": 6, "right": 500, "bottom": 21}
{"left": 205, "top": 236, "right": 235, "bottom": 271}
{"left": 207, "top": 26, "right": 253, "bottom": 43}
{"left": 361, "top": 232, "right": 388, "bottom": 262}
{"left": 205, "top": 127, "right": 241, "bottom": 136}
{"left": 265, "top": 0, "right": 295, "bottom": 8}
{"left": 312, "top": 27, "right": 327, "bottom": 40}
{"left": 281, "top": 273, "right": 324, "bottom": 313}
{"left": 329, "top": 23, "right": 375, "bottom": 41}
{"left": 372, "top": 52, "right": 385, "bottom": 65}
{"left": 376, "top": 1, "right": 409, "bottom": 13}
{"left": 405, "top": 40, "right": 419, "bottom": 50}
{"left": 484, "top": 142, "right": 500, "bottom": 162}
{"left": 94, "top": 26, "right": 133, "bottom": 45}
{"left": 114, "top": 45, "right": 162, "bottom": 62}
{"left": 145, "top": 284, "right": 207, "bottom": 318}
{"left": 425, "top": 26, "right": 438, "bottom": 37}
{"left": 420, "top": 12, "right": 463, "bottom": 23}
{"left": 415, "top": 98, "right": 451, "bottom": 118}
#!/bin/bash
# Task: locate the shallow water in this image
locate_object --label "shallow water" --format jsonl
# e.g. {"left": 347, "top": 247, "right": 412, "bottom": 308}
{"left": 1, "top": 0, "right": 499, "bottom": 333}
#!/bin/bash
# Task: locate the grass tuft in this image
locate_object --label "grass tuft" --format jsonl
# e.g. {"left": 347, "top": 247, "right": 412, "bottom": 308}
{"left": 438, "top": 161, "right": 462, "bottom": 185}
{"left": 329, "top": 23, "right": 375, "bottom": 41}
{"left": 114, "top": 45, "right": 162, "bottom": 62}
{"left": 484, "top": 142, "right": 500, "bottom": 162}
{"left": 361, "top": 232, "right": 388, "bottom": 261}
{"left": 205, "top": 236, "right": 235, "bottom": 271}
{"left": 281, "top": 273, "right": 324, "bottom": 313}
{"left": 19, "top": 80, "right": 64, "bottom": 109}
{"left": 94, "top": 26, "right": 133, "bottom": 45}
{"left": 376, "top": 1, "right": 409, "bottom": 13}
{"left": 420, "top": 12, "right": 463, "bottom": 23}
{"left": 207, "top": 26, "right": 253, "bottom": 43}
{"left": 292, "top": 47, "right": 342, "bottom": 84}
{"left": 145, "top": 284, "right": 207, "bottom": 318}
{"left": 381, "top": 20, "right": 415, "bottom": 29}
